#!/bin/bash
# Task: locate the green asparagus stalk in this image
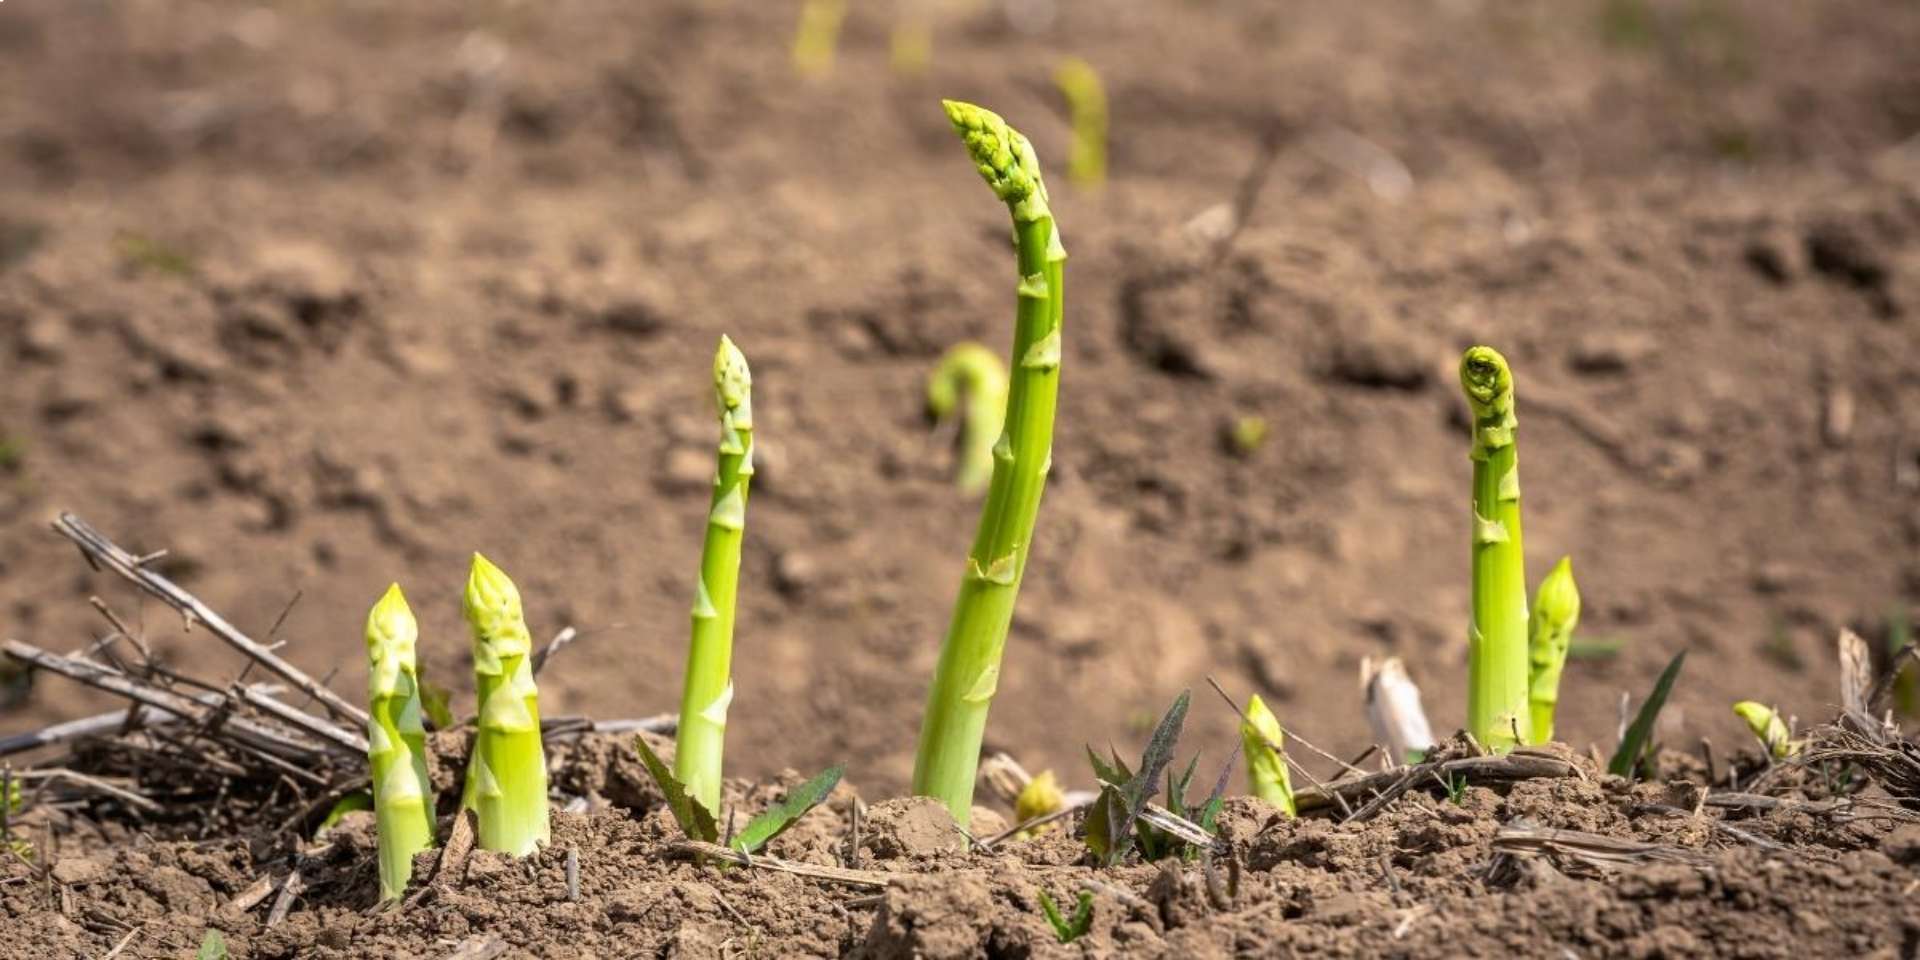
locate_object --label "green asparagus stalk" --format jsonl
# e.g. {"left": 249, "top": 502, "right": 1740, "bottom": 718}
{"left": 673, "top": 335, "right": 755, "bottom": 817}
{"left": 927, "top": 342, "right": 1009, "bottom": 496}
{"left": 1460, "top": 346, "right": 1531, "bottom": 752}
{"left": 912, "top": 101, "right": 1067, "bottom": 827}
{"left": 1054, "top": 57, "right": 1108, "bottom": 189}
{"left": 1732, "top": 701, "right": 1799, "bottom": 759}
{"left": 463, "top": 553, "right": 549, "bottom": 856}
{"left": 793, "top": 0, "right": 847, "bottom": 78}
{"left": 1526, "top": 556, "right": 1581, "bottom": 744}
{"left": 1238, "top": 694, "right": 1295, "bottom": 815}
{"left": 365, "top": 584, "right": 434, "bottom": 901}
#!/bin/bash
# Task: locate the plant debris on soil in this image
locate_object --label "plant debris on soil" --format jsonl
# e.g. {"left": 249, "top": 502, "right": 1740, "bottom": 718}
{"left": 5, "top": 0, "right": 1920, "bottom": 956}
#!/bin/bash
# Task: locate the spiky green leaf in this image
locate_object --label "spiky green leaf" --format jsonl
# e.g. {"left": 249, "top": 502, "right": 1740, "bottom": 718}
{"left": 633, "top": 736, "right": 718, "bottom": 842}
{"left": 731, "top": 765, "right": 843, "bottom": 855}
{"left": 1606, "top": 650, "right": 1687, "bottom": 779}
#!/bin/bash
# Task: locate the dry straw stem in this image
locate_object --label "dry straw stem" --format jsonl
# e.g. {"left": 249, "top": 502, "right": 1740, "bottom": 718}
{"left": 51, "top": 512, "right": 369, "bottom": 727}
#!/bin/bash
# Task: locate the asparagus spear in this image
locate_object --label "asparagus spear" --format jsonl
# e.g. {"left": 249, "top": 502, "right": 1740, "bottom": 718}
{"left": 1238, "top": 694, "right": 1295, "bottom": 815}
{"left": 1054, "top": 57, "right": 1108, "bottom": 189}
{"left": 928, "top": 342, "right": 1009, "bottom": 496}
{"left": 365, "top": 584, "right": 435, "bottom": 900}
{"left": 1526, "top": 556, "right": 1581, "bottom": 743}
{"left": 912, "top": 101, "right": 1067, "bottom": 826}
{"left": 1460, "top": 346, "right": 1531, "bottom": 751}
{"left": 1732, "top": 701, "right": 1799, "bottom": 759}
{"left": 673, "top": 335, "right": 755, "bottom": 817}
{"left": 464, "top": 553, "right": 549, "bottom": 856}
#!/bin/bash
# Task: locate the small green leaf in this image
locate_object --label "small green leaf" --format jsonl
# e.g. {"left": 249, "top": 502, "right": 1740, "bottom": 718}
{"left": 633, "top": 736, "right": 719, "bottom": 842}
{"left": 730, "top": 765, "right": 843, "bottom": 855}
{"left": 1607, "top": 650, "right": 1687, "bottom": 779}
{"left": 1085, "top": 745, "right": 1128, "bottom": 787}
{"left": 1080, "top": 782, "right": 1126, "bottom": 863}
{"left": 1038, "top": 889, "right": 1095, "bottom": 943}
{"left": 316, "top": 791, "right": 373, "bottom": 837}
{"left": 196, "top": 930, "right": 229, "bottom": 960}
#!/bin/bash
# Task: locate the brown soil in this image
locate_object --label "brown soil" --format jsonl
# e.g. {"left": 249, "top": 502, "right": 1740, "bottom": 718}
{"left": 5, "top": 732, "right": 1919, "bottom": 959}
{"left": 4, "top": 0, "right": 1920, "bottom": 955}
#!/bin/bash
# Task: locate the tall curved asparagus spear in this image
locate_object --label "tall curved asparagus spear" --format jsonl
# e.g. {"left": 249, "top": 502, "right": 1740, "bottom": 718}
{"left": 1526, "top": 556, "right": 1580, "bottom": 743}
{"left": 927, "top": 342, "right": 1009, "bottom": 496}
{"left": 366, "top": 584, "right": 434, "bottom": 901}
{"left": 464, "top": 553, "right": 549, "bottom": 856}
{"left": 912, "top": 101, "right": 1066, "bottom": 826}
{"left": 674, "top": 335, "right": 755, "bottom": 817}
{"left": 1460, "top": 347, "right": 1531, "bottom": 751}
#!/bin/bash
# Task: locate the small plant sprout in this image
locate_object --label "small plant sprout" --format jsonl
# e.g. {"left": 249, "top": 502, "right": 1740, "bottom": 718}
{"left": 1732, "top": 701, "right": 1800, "bottom": 759}
{"left": 365, "top": 585, "right": 434, "bottom": 900}
{"left": 1084, "top": 691, "right": 1191, "bottom": 866}
{"left": 927, "top": 342, "right": 1009, "bottom": 496}
{"left": 1053, "top": 57, "right": 1108, "bottom": 189}
{"left": 1608, "top": 650, "right": 1687, "bottom": 780}
{"left": 1460, "top": 346, "right": 1532, "bottom": 752}
{"left": 1224, "top": 414, "right": 1269, "bottom": 457}
{"left": 1526, "top": 556, "right": 1581, "bottom": 744}
{"left": 1238, "top": 694, "right": 1295, "bottom": 815}
{"left": 464, "top": 554, "right": 549, "bottom": 856}
{"left": 674, "top": 335, "right": 755, "bottom": 819}
{"left": 912, "top": 101, "right": 1067, "bottom": 827}
{"left": 793, "top": 0, "right": 847, "bottom": 78}
{"left": 1038, "top": 889, "right": 1095, "bottom": 943}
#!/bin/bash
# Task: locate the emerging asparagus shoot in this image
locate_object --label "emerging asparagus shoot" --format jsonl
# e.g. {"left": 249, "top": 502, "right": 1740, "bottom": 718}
{"left": 674, "top": 335, "right": 755, "bottom": 817}
{"left": 365, "top": 584, "right": 435, "bottom": 900}
{"left": 912, "top": 101, "right": 1066, "bottom": 827}
{"left": 927, "top": 342, "right": 1009, "bottom": 496}
{"left": 1054, "top": 57, "right": 1108, "bottom": 189}
{"left": 1526, "top": 556, "right": 1581, "bottom": 744}
{"left": 1460, "top": 346, "right": 1531, "bottom": 751}
{"left": 1732, "top": 701, "right": 1800, "bottom": 759}
{"left": 464, "top": 553, "right": 549, "bottom": 856}
{"left": 1238, "top": 694, "right": 1295, "bottom": 815}
{"left": 793, "top": 0, "right": 847, "bottom": 78}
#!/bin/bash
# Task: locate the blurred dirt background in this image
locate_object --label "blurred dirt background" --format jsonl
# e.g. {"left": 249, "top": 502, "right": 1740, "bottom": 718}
{"left": 2, "top": 0, "right": 1919, "bottom": 798}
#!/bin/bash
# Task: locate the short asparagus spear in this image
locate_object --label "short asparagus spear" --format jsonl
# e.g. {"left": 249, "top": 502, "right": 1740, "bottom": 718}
{"left": 1732, "top": 701, "right": 1799, "bottom": 759}
{"left": 365, "top": 584, "right": 434, "bottom": 901}
{"left": 912, "top": 101, "right": 1067, "bottom": 827}
{"left": 464, "top": 553, "right": 549, "bottom": 856}
{"left": 673, "top": 335, "right": 755, "bottom": 817}
{"left": 1238, "top": 694, "right": 1295, "bottom": 815}
{"left": 927, "top": 342, "right": 1009, "bottom": 496}
{"left": 1054, "top": 57, "right": 1108, "bottom": 189}
{"left": 1526, "top": 556, "right": 1581, "bottom": 743}
{"left": 1460, "top": 346, "right": 1531, "bottom": 751}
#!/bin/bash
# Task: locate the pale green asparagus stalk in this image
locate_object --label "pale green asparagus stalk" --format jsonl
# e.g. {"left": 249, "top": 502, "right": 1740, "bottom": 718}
{"left": 365, "top": 584, "right": 435, "bottom": 901}
{"left": 912, "top": 101, "right": 1066, "bottom": 827}
{"left": 464, "top": 553, "right": 549, "bottom": 856}
{"left": 1526, "top": 556, "right": 1581, "bottom": 744}
{"left": 1054, "top": 57, "right": 1108, "bottom": 189}
{"left": 674, "top": 335, "right": 755, "bottom": 817}
{"left": 928, "top": 342, "right": 1009, "bottom": 496}
{"left": 1239, "top": 694, "right": 1295, "bottom": 816}
{"left": 1461, "top": 347, "right": 1531, "bottom": 752}
{"left": 1732, "top": 701, "right": 1800, "bottom": 759}
{"left": 793, "top": 0, "right": 847, "bottom": 78}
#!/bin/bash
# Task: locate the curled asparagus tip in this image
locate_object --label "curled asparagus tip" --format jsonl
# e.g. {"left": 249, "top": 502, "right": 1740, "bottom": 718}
{"left": 1732, "top": 700, "right": 1798, "bottom": 758}
{"left": 1013, "top": 769, "right": 1065, "bottom": 824}
{"left": 465, "top": 552, "right": 524, "bottom": 638}
{"left": 1535, "top": 557, "right": 1580, "bottom": 634}
{"left": 1459, "top": 346, "right": 1515, "bottom": 421}
{"left": 942, "top": 99, "right": 1050, "bottom": 219}
{"left": 366, "top": 583, "right": 417, "bottom": 654}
